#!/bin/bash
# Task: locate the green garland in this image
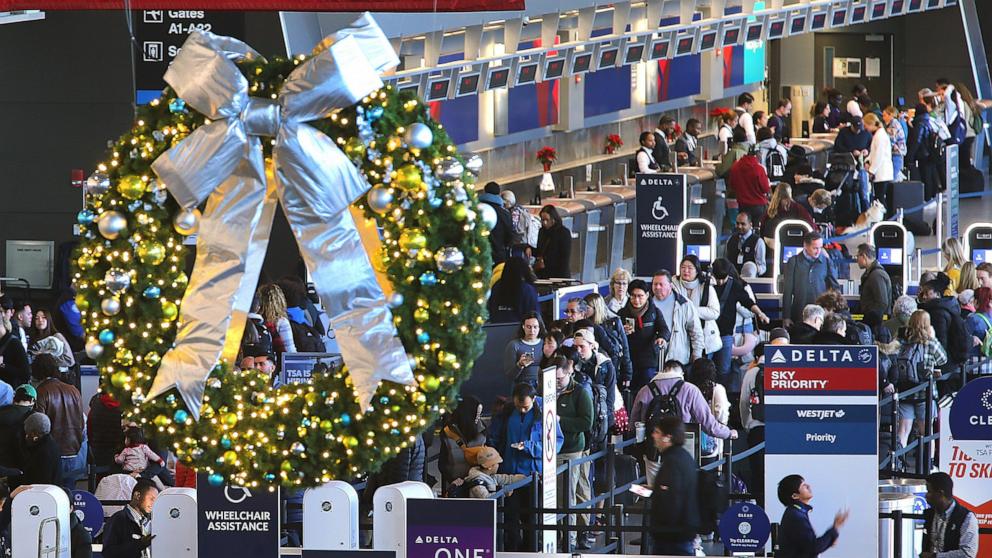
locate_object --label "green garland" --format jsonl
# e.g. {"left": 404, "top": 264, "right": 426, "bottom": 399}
{"left": 73, "top": 53, "right": 491, "bottom": 488}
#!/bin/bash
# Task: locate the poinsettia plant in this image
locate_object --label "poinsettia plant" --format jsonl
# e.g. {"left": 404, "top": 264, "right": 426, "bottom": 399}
{"left": 605, "top": 134, "right": 624, "bottom": 154}
{"left": 536, "top": 146, "right": 557, "bottom": 166}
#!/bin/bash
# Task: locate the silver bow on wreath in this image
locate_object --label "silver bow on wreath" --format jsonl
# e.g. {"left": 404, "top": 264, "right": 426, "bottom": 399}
{"left": 148, "top": 14, "right": 415, "bottom": 418}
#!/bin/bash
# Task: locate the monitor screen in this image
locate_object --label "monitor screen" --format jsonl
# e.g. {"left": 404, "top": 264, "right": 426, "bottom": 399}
{"left": 572, "top": 53, "right": 593, "bottom": 74}
{"left": 782, "top": 246, "right": 802, "bottom": 263}
{"left": 398, "top": 83, "right": 420, "bottom": 96}
{"left": 517, "top": 63, "right": 538, "bottom": 84}
{"left": 871, "top": 2, "right": 886, "bottom": 18}
{"left": 832, "top": 9, "right": 848, "bottom": 26}
{"left": 456, "top": 73, "right": 480, "bottom": 97}
{"left": 544, "top": 58, "right": 565, "bottom": 80}
{"left": 427, "top": 79, "right": 449, "bottom": 101}
{"left": 486, "top": 68, "right": 510, "bottom": 90}
{"left": 811, "top": 13, "right": 827, "bottom": 29}
{"left": 891, "top": 0, "right": 905, "bottom": 14}
{"left": 598, "top": 48, "right": 619, "bottom": 69}
{"left": 624, "top": 44, "right": 645, "bottom": 64}
{"left": 908, "top": 0, "right": 923, "bottom": 9}
{"left": 878, "top": 248, "right": 904, "bottom": 265}
{"left": 685, "top": 245, "right": 712, "bottom": 263}
{"left": 926, "top": 0, "right": 940, "bottom": 7}
{"left": 746, "top": 23, "right": 763, "bottom": 42}
{"left": 972, "top": 249, "right": 992, "bottom": 264}
{"left": 699, "top": 32, "right": 718, "bottom": 51}
{"left": 650, "top": 40, "right": 670, "bottom": 60}
{"left": 790, "top": 16, "right": 806, "bottom": 34}
{"left": 768, "top": 20, "right": 785, "bottom": 39}
{"left": 723, "top": 28, "right": 740, "bottom": 46}
{"left": 851, "top": 5, "right": 868, "bottom": 22}
{"left": 676, "top": 36, "right": 695, "bottom": 56}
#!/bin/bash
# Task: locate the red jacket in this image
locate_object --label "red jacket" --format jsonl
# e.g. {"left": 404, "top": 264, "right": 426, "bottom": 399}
{"left": 728, "top": 155, "right": 771, "bottom": 206}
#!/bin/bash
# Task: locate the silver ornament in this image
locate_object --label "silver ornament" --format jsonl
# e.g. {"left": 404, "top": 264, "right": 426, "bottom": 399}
{"left": 291, "top": 442, "right": 306, "bottom": 454}
{"left": 97, "top": 211, "right": 127, "bottom": 240}
{"left": 435, "top": 247, "right": 465, "bottom": 274}
{"left": 452, "top": 186, "right": 468, "bottom": 202}
{"left": 207, "top": 377, "right": 222, "bottom": 389}
{"left": 173, "top": 208, "right": 200, "bottom": 236}
{"left": 388, "top": 293, "right": 405, "bottom": 308}
{"left": 478, "top": 203, "right": 498, "bottom": 231}
{"left": 465, "top": 209, "right": 477, "bottom": 230}
{"left": 367, "top": 185, "right": 394, "bottom": 215}
{"left": 190, "top": 447, "right": 205, "bottom": 460}
{"left": 131, "top": 392, "right": 146, "bottom": 405}
{"left": 104, "top": 268, "right": 131, "bottom": 294}
{"left": 101, "top": 297, "right": 122, "bottom": 316}
{"left": 465, "top": 154, "right": 484, "bottom": 175}
{"left": 404, "top": 123, "right": 434, "bottom": 149}
{"left": 85, "top": 172, "right": 111, "bottom": 196}
{"left": 85, "top": 339, "right": 104, "bottom": 359}
{"left": 436, "top": 158, "right": 464, "bottom": 181}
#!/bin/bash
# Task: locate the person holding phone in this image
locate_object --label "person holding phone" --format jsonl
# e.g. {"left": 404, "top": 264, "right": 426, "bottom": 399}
{"left": 503, "top": 312, "right": 545, "bottom": 387}
{"left": 618, "top": 279, "right": 671, "bottom": 396}
{"left": 102, "top": 478, "right": 158, "bottom": 558}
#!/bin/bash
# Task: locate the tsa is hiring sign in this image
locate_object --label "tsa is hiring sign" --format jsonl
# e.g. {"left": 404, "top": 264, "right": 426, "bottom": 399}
{"left": 406, "top": 499, "right": 496, "bottom": 558}
{"left": 763, "top": 345, "right": 878, "bottom": 557}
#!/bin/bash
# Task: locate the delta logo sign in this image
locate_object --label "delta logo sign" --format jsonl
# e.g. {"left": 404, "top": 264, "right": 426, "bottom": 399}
{"left": 764, "top": 346, "right": 878, "bottom": 395}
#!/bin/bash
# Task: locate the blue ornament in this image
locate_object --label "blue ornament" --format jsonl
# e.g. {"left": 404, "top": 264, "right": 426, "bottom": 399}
{"left": 417, "top": 331, "right": 430, "bottom": 344}
{"left": 143, "top": 286, "right": 161, "bottom": 299}
{"left": 77, "top": 209, "right": 95, "bottom": 225}
{"left": 390, "top": 428, "right": 400, "bottom": 436}
{"left": 340, "top": 413, "right": 352, "bottom": 426}
{"left": 98, "top": 329, "right": 115, "bottom": 345}
{"left": 264, "top": 473, "right": 276, "bottom": 482}
{"left": 368, "top": 106, "right": 384, "bottom": 120}
{"left": 379, "top": 396, "right": 390, "bottom": 405}
{"left": 429, "top": 196, "right": 443, "bottom": 209}
{"left": 168, "top": 98, "right": 187, "bottom": 113}
{"left": 166, "top": 394, "right": 177, "bottom": 405}
{"left": 207, "top": 473, "right": 224, "bottom": 487}
{"left": 301, "top": 418, "right": 311, "bottom": 428}
{"left": 220, "top": 436, "right": 232, "bottom": 449}
{"left": 173, "top": 409, "right": 189, "bottom": 423}
{"left": 419, "top": 271, "right": 437, "bottom": 286}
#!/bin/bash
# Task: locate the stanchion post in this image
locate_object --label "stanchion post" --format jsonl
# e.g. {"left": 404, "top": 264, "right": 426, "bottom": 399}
{"left": 936, "top": 192, "right": 944, "bottom": 269}
{"left": 607, "top": 440, "right": 617, "bottom": 511}
{"left": 915, "top": 248, "right": 923, "bottom": 285}
{"left": 892, "top": 509, "right": 904, "bottom": 558}
{"left": 924, "top": 374, "right": 935, "bottom": 473}
{"left": 613, "top": 504, "right": 624, "bottom": 555}
{"left": 564, "top": 457, "right": 574, "bottom": 546}
{"left": 497, "top": 494, "right": 505, "bottom": 552}
{"left": 531, "top": 471, "right": 541, "bottom": 553}
{"left": 890, "top": 391, "right": 900, "bottom": 472}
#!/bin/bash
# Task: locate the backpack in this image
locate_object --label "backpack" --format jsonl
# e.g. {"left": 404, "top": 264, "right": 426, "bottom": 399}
{"left": 646, "top": 380, "right": 685, "bottom": 423}
{"left": 893, "top": 343, "right": 928, "bottom": 392}
{"left": 242, "top": 318, "right": 274, "bottom": 357}
{"left": 975, "top": 313, "right": 992, "bottom": 358}
{"left": 576, "top": 369, "right": 610, "bottom": 450}
{"left": 764, "top": 147, "right": 786, "bottom": 180}
{"left": 697, "top": 467, "right": 730, "bottom": 535}
{"left": 290, "top": 319, "right": 325, "bottom": 352}
{"left": 850, "top": 320, "right": 873, "bottom": 346}
{"left": 748, "top": 366, "right": 765, "bottom": 423}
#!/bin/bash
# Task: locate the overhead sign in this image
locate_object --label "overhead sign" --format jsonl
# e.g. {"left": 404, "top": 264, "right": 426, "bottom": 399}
{"left": 946, "top": 143, "right": 960, "bottom": 239}
{"left": 718, "top": 502, "right": 771, "bottom": 554}
{"left": 939, "top": 377, "right": 992, "bottom": 556}
{"left": 71, "top": 490, "right": 104, "bottom": 537}
{"left": 2, "top": 0, "right": 524, "bottom": 10}
{"left": 763, "top": 345, "right": 878, "bottom": 557}
{"left": 406, "top": 499, "right": 496, "bottom": 558}
{"left": 280, "top": 353, "right": 343, "bottom": 386}
{"left": 303, "top": 552, "right": 396, "bottom": 558}
{"left": 634, "top": 173, "right": 687, "bottom": 276}
{"left": 197, "top": 473, "right": 280, "bottom": 558}
{"left": 132, "top": 10, "right": 246, "bottom": 103}
{"left": 541, "top": 367, "right": 558, "bottom": 554}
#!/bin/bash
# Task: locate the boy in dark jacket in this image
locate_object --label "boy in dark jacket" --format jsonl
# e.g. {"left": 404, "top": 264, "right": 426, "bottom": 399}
{"left": 776, "top": 474, "right": 849, "bottom": 558}
{"left": 644, "top": 416, "right": 700, "bottom": 556}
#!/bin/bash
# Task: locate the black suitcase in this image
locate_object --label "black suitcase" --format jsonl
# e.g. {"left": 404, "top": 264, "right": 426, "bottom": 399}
{"left": 893, "top": 180, "right": 931, "bottom": 234}
{"left": 960, "top": 166, "right": 985, "bottom": 193}
{"left": 612, "top": 453, "right": 642, "bottom": 506}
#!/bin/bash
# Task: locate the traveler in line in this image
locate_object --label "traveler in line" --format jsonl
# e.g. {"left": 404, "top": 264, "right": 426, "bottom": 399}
{"left": 895, "top": 311, "right": 947, "bottom": 450}
{"left": 32, "top": 354, "right": 87, "bottom": 489}
{"left": 672, "top": 255, "right": 722, "bottom": 359}
{"left": 0, "top": 313, "right": 30, "bottom": 389}
{"left": 781, "top": 231, "right": 840, "bottom": 326}
{"left": 651, "top": 270, "right": 705, "bottom": 365}
{"left": 534, "top": 205, "right": 572, "bottom": 279}
{"left": 856, "top": 244, "right": 893, "bottom": 328}
{"left": 735, "top": 93, "right": 757, "bottom": 145}
{"left": 710, "top": 259, "right": 769, "bottom": 385}
{"left": 882, "top": 106, "right": 907, "bottom": 181}
{"left": 788, "top": 304, "right": 825, "bottom": 345}
{"left": 503, "top": 312, "right": 545, "bottom": 387}
{"left": 604, "top": 268, "right": 632, "bottom": 317}
{"left": 553, "top": 355, "right": 594, "bottom": 550}
{"left": 619, "top": 279, "right": 671, "bottom": 394}
{"left": 769, "top": 98, "right": 792, "bottom": 142}
{"left": 488, "top": 257, "right": 539, "bottom": 323}
{"left": 760, "top": 183, "right": 815, "bottom": 240}
{"left": 863, "top": 113, "right": 895, "bottom": 217}
{"left": 479, "top": 182, "right": 514, "bottom": 265}
{"left": 730, "top": 136, "right": 773, "bottom": 226}
{"left": 810, "top": 102, "right": 831, "bottom": 134}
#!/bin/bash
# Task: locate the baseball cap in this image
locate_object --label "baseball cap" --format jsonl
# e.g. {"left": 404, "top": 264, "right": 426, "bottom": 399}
{"left": 14, "top": 384, "right": 37, "bottom": 401}
{"left": 475, "top": 446, "right": 503, "bottom": 466}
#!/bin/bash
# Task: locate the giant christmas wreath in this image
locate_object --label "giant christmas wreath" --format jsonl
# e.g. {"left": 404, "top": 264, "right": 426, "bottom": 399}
{"left": 73, "top": 21, "right": 491, "bottom": 488}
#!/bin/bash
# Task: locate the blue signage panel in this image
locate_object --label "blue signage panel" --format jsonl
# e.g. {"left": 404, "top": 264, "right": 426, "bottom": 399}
{"left": 764, "top": 405, "right": 878, "bottom": 455}
{"left": 949, "top": 376, "right": 992, "bottom": 441}
{"left": 71, "top": 490, "right": 104, "bottom": 536}
{"left": 718, "top": 502, "right": 771, "bottom": 553}
{"left": 197, "top": 473, "right": 280, "bottom": 558}
{"left": 946, "top": 144, "right": 960, "bottom": 239}
{"left": 635, "top": 173, "right": 687, "bottom": 276}
{"left": 406, "top": 499, "right": 496, "bottom": 558}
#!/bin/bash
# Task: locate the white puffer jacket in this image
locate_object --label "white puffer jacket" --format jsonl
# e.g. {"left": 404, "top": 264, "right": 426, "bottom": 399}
{"left": 674, "top": 278, "right": 723, "bottom": 354}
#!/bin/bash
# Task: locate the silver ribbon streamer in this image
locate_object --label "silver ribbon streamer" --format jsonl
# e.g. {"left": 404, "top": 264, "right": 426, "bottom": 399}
{"left": 148, "top": 14, "right": 414, "bottom": 418}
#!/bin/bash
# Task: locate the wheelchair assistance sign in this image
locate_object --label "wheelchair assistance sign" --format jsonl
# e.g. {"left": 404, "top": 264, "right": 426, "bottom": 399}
{"left": 634, "top": 173, "right": 686, "bottom": 275}
{"left": 763, "top": 345, "right": 878, "bottom": 557}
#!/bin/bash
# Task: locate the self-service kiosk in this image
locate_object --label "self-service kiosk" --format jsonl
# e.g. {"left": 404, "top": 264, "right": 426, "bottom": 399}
{"left": 677, "top": 218, "right": 717, "bottom": 270}
{"left": 12, "top": 485, "right": 71, "bottom": 558}
{"left": 773, "top": 220, "right": 814, "bottom": 293}
{"left": 964, "top": 222, "right": 992, "bottom": 265}
{"left": 303, "top": 480, "right": 360, "bottom": 550}
{"left": 151, "top": 487, "right": 197, "bottom": 557}
{"left": 871, "top": 222, "right": 909, "bottom": 296}
{"left": 372, "top": 481, "right": 434, "bottom": 558}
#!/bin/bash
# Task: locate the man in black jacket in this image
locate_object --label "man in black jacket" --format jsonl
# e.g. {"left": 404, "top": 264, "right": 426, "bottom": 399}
{"left": 652, "top": 115, "right": 676, "bottom": 172}
{"left": 921, "top": 472, "right": 978, "bottom": 558}
{"left": 0, "top": 384, "right": 35, "bottom": 470}
{"left": 856, "top": 244, "right": 892, "bottom": 328}
{"left": 18, "top": 412, "right": 61, "bottom": 487}
{"left": 812, "top": 313, "right": 854, "bottom": 345}
{"left": 788, "top": 304, "right": 825, "bottom": 345}
{"left": 645, "top": 416, "right": 699, "bottom": 556}
{"left": 918, "top": 280, "right": 969, "bottom": 364}
{"left": 480, "top": 182, "right": 513, "bottom": 265}
{"left": 102, "top": 479, "right": 158, "bottom": 558}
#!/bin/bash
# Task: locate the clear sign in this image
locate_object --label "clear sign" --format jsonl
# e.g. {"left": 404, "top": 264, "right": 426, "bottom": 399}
{"left": 718, "top": 502, "right": 771, "bottom": 554}
{"left": 406, "top": 499, "right": 496, "bottom": 558}
{"left": 541, "top": 367, "right": 558, "bottom": 554}
{"left": 197, "top": 473, "right": 280, "bottom": 558}
{"left": 71, "top": 490, "right": 104, "bottom": 536}
{"left": 634, "top": 173, "right": 687, "bottom": 276}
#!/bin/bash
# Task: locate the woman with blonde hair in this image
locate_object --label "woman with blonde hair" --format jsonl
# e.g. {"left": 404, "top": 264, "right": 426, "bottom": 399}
{"left": 942, "top": 237, "right": 967, "bottom": 293}
{"left": 257, "top": 284, "right": 297, "bottom": 355}
{"left": 584, "top": 291, "right": 633, "bottom": 387}
{"left": 760, "top": 182, "right": 814, "bottom": 239}
{"left": 958, "top": 261, "right": 980, "bottom": 293}
{"left": 604, "top": 268, "right": 632, "bottom": 318}
{"left": 893, "top": 310, "right": 946, "bottom": 451}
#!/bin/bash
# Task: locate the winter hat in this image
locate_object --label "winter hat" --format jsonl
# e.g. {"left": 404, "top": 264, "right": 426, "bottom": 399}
{"left": 573, "top": 327, "right": 598, "bottom": 349}
{"left": 24, "top": 413, "right": 51, "bottom": 437}
{"left": 14, "top": 384, "right": 37, "bottom": 402}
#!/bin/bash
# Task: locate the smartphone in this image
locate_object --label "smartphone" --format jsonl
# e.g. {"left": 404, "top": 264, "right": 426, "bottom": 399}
{"left": 625, "top": 317, "right": 635, "bottom": 329}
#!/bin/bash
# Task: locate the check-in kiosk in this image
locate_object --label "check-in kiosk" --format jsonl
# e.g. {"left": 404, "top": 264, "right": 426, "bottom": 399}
{"left": 871, "top": 222, "right": 909, "bottom": 296}
{"left": 151, "top": 487, "right": 197, "bottom": 557}
{"left": 964, "top": 222, "right": 992, "bottom": 265}
{"left": 677, "top": 218, "right": 717, "bottom": 271}
{"left": 603, "top": 183, "right": 636, "bottom": 272}
{"left": 372, "top": 481, "right": 434, "bottom": 558}
{"left": 773, "top": 219, "right": 814, "bottom": 293}
{"left": 303, "top": 480, "right": 360, "bottom": 550}
{"left": 574, "top": 190, "right": 619, "bottom": 281}
{"left": 12, "top": 485, "right": 71, "bottom": 558}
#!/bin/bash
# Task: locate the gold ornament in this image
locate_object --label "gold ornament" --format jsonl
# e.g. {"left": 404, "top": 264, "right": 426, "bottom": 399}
{"left": 153, "top": 415, "right": 170, "bottom": 428}
{"left": 161, "top": 300, "right": 178, "bottom": 321}
{"left": 118, "top": 175, "right": 146, "bottom": 200}
{"left": 111, "top": 371, "right": 130, "bottom": 388}
{"left": 223, "top": 450, "right": 238, "bottom": 464}
{"left": 144, "top": 351, "right": 161, "bottom": 366}
{"left": 398, "top": 229, "right": 427, "bottom": 251}
{"left": 75, "top": 294, "right": 90, "bottom": 312}
{"left": 452, "top": 204, "right": 468, "bottom": 221}
{"left": 115, "top": 348, "right": 135, "bottom": 366}
{"left": 77, "top": 253, "right": 96, "bottom": 270}
{"left": 137, "top": 241, "right": 166, "bottom": 265}
{"left": 344, "top": 138, "right": 366, "bottom": 159}
{"left": 222, "top": 413, "right": 238, "bottom": 427}
{"left": 413, "top": 308, "right": 429, "bottom": 322}
{"left": 394, "top": 164, "right": 423, "bottom": 191}
{"left": 422, "top": 375, "right": 441, "bottom": 392}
